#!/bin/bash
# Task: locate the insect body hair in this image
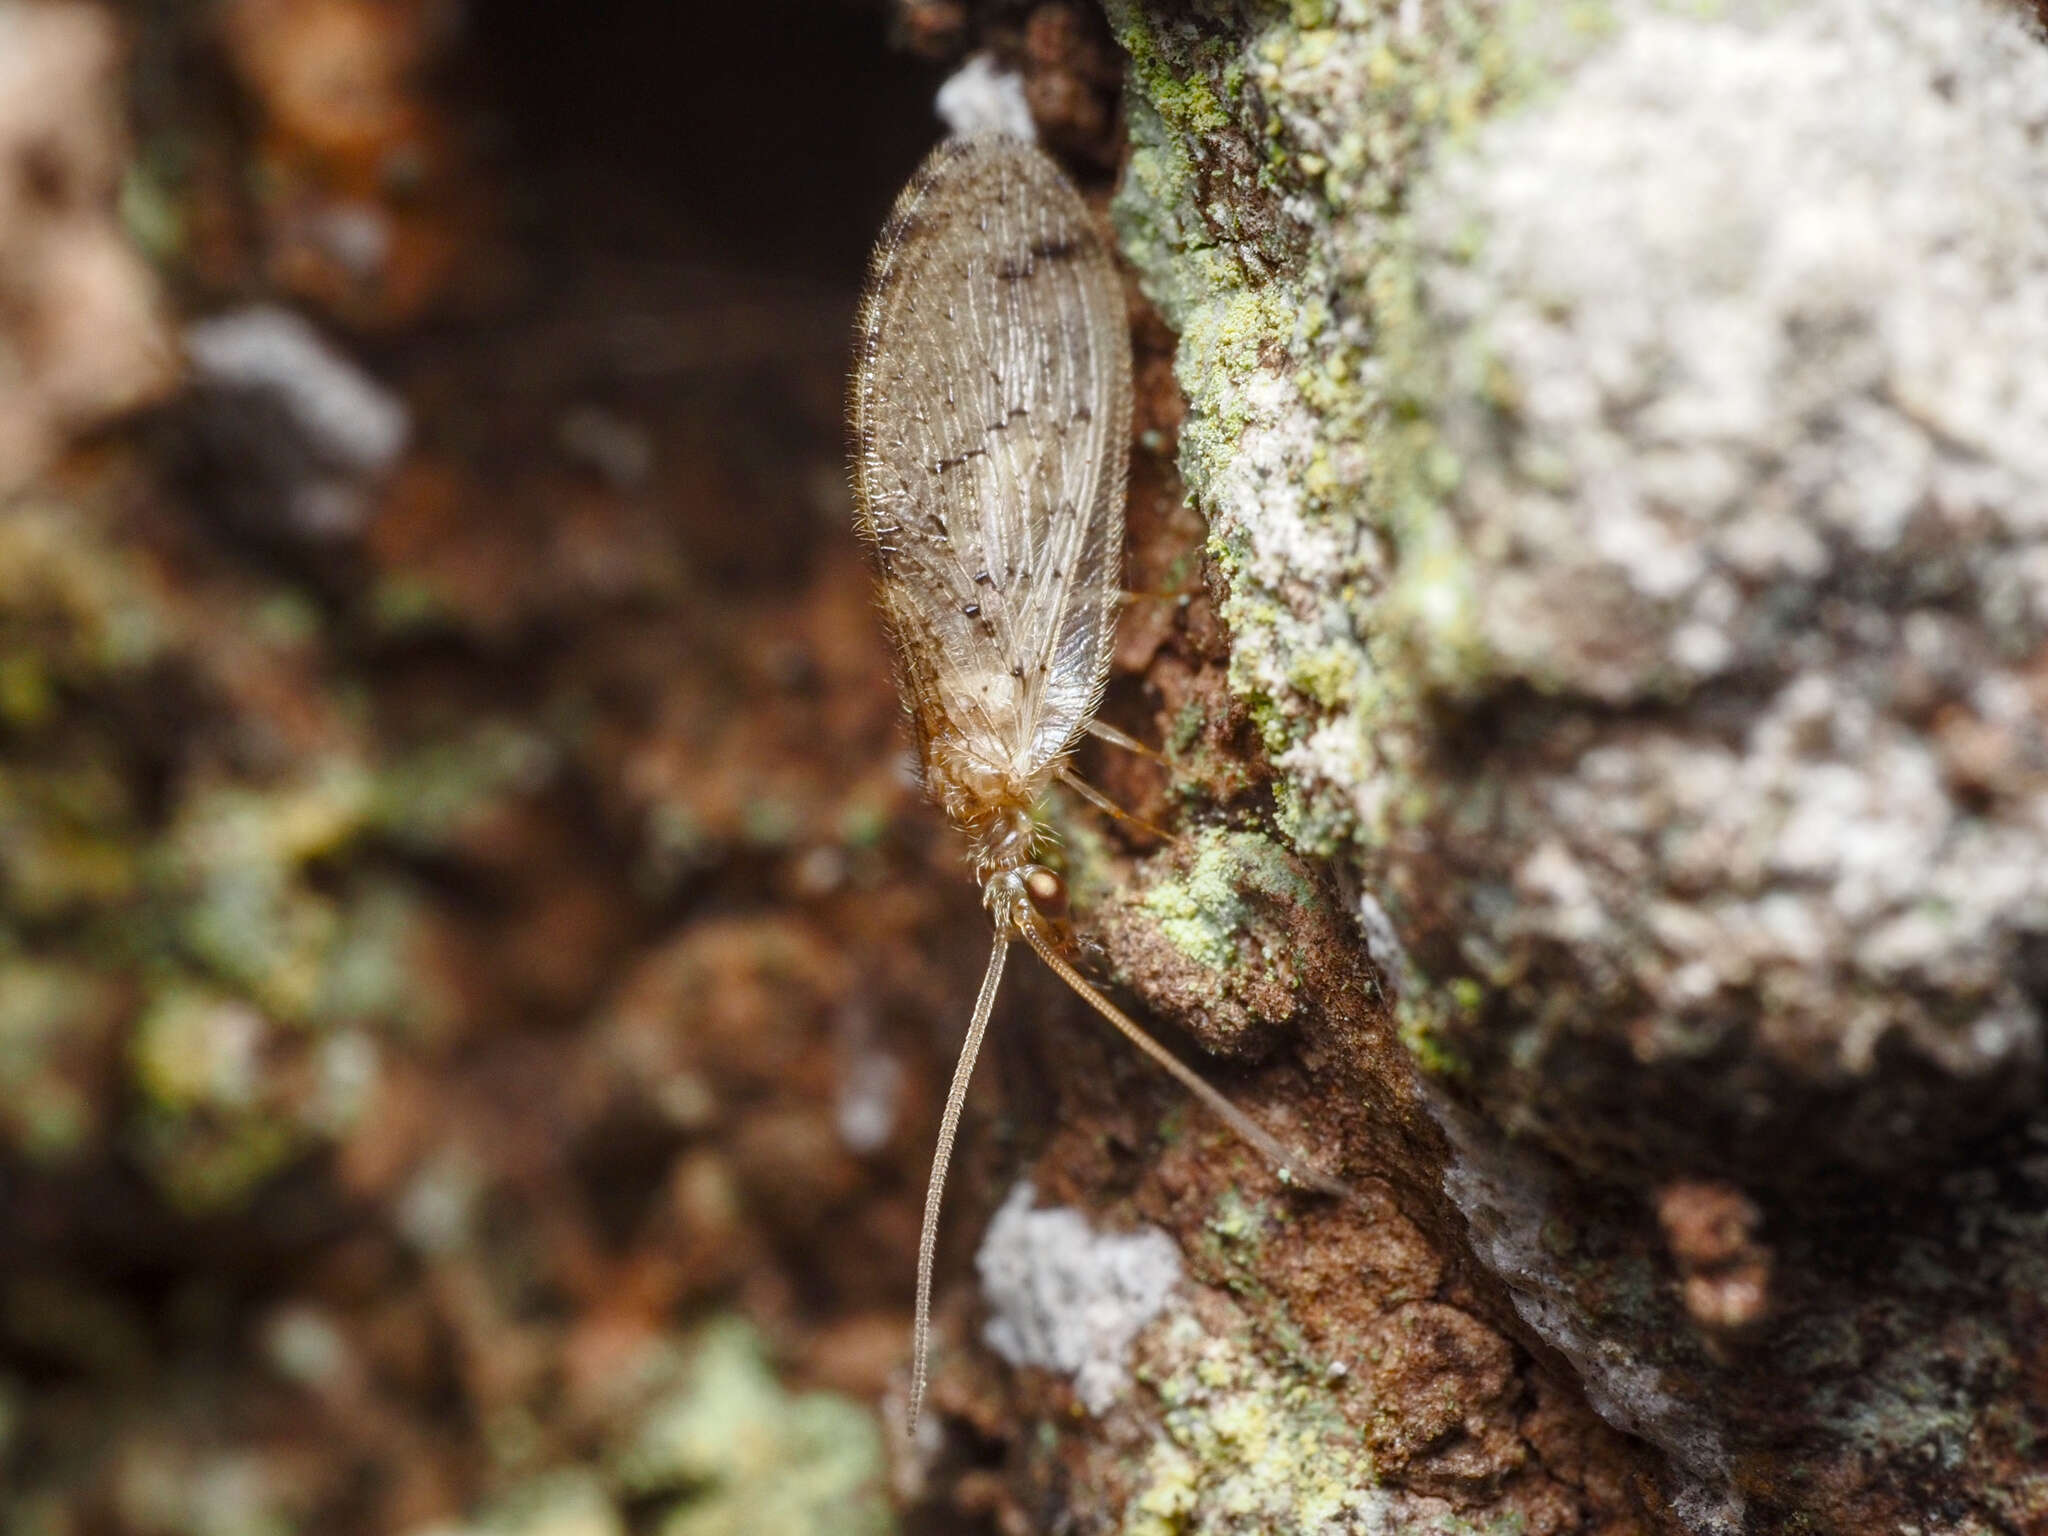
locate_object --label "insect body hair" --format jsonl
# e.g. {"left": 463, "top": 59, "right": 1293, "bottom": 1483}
{"left": 920, "top": 735, "right": 1060, "bottom": 887}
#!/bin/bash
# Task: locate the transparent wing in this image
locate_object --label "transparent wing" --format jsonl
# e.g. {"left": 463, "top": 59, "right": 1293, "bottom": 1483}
{"left": 850, "top": 135, "right": 1132, "bottom": 791}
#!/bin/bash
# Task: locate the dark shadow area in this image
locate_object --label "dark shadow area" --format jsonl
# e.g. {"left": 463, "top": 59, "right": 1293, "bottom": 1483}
{"left": 475, "top": 0, "right": 943, "bottom": 279}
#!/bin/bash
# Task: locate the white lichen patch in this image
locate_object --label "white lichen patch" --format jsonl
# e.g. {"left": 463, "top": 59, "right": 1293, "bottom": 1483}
{"left": 184, "top": 304, "right": 411, "bottom": 539}
{"left": 976, "top": 1181, "right": 1183, "bottom": 1414}
{"left": 934, "top": 54, "right": 1035, "bottom": 142}
{"left": 1416, "top": 2, "right": 2048, "bottom": 701}
{"left": 1405, "top": 0, "right": 2048, "bottom": 1089}
{"left": 185, "top": 306, "right": 409, "bottom": 476}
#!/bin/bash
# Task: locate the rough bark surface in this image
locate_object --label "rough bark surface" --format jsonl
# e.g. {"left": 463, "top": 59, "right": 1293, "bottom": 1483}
{"left": 1087, "top": 1, "right": 2048, "bottom": 1532}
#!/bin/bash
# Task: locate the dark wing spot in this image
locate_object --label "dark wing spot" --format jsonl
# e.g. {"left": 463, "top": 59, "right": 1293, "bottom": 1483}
{"left": 1027, "top": 235, "right": 1082, "bottom": 263}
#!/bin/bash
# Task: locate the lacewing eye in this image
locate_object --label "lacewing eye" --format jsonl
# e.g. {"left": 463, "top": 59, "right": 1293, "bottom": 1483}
{"left": 1022, "top": 865, "right": 1069, "bottom": 920}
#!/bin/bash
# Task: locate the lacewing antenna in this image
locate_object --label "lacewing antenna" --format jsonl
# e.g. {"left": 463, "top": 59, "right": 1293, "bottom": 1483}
{"left": 1019, "top": 923, "right": 1357, "bottom": 1205}
{"left": 905, "top": 908, "right": 1357, "bottom": 1433}
{"left": 909, "top": 931, "right": 1009, "bottom": 1432}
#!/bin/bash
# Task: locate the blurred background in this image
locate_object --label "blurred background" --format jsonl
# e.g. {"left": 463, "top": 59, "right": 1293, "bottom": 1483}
{"left": 0, "top": 1, "right": 1135, "bottom": 1530}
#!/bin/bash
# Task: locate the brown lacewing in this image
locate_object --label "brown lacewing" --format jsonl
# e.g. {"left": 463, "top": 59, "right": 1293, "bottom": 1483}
{"left": 849, "top": 134, "right": 1347, "bottom": 1432}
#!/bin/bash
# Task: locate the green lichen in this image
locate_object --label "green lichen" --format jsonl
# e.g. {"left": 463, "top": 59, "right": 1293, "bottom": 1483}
{"left": 162, "top": 769, "right": 373, "bottom": 1023}
{"left": 115, "top": 740, "right": 501, "bottom": 1207}
{"left": 1052, "top": 786, "right": 1122, "bottom": 913}
{"left": 1397, "top": 1005, "right": 1473, "bottom": 1084}
{"left": 421, "top": 1318, "right": 893, "bottom": 1536}
{"left": 611, "top": 1318, "right": 892, "bottom": 1536}
{"left": 1167, "top": 698, "right": 1208, "bottom": 756}
{"left": 1204, "top": 1185, "right": 1275, "bottom": 1251}
{"left": 439, "top": 1469, "right": 626, "bottom": 1536}
{"left": 128, "top": 985, "right": 306, "bottom": 1210}
{"left": 372, "top": 724, "right": 554, "bottom": 852}
{"left": 367, "top": 571, "right": 451, "bottom": 634}
{"left": 739, "top": 796, "right": 802, "bottom": 849}
{"left": 1129, "top": 1314, "right": 1378, "bottom": 1536}
{"left": 121, "top": 142, "right": 192, "bottom": 267}
{"left": 1124, "top": 1311, "right": 1488, "bottom": 1536}
{"left": 1141, "top": 827, "right": 1318, "bottom": 972}
{"left": 0, "top": 504, "right": 166, "bottom": 683}
{"left": 0, "top": 488, "right": 574, "bottom": 1213}
{"left": 320, "top": 880, "right": 446, "bottom": 1035}
{"left": 0, "top": 762, "right": 141, "bottom": 922}
{"left": 0, "top": 961, "right": 117, "bottom": 1160}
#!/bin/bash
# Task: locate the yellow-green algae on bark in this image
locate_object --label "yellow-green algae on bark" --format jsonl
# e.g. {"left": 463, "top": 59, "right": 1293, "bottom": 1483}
{"left": 425, "top": 1319, "right": 892, "bottom": 1536}
{"left": 1105, "top": 0, "right": 1582, "bottom": 1105}
{"left": 1123, "top": 1313, "right": 1393, "bottom": 1536}
{"left": 0, "top": 499, "right": 549, "bottom": 1211}
{"left": 1109, "top": 0, "right": 1579, "bottom": 858}
{"left": 1140, "top": 827, "right": 1320, "bottom": 973}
